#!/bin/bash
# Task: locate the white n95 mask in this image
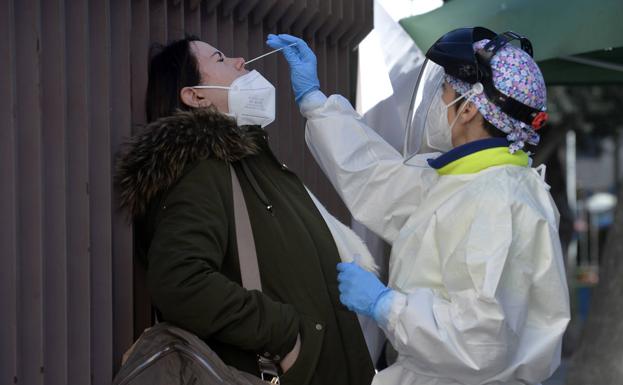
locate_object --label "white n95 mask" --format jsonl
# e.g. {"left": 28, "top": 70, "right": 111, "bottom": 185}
{"left": 424, "top": 83, "right": 481, "bottom": 152}
{"left": 193, "top": 70, "right": 276, "bottom": 128}
{"left": 424, "top": 89, "right": 455, "bottom": 152}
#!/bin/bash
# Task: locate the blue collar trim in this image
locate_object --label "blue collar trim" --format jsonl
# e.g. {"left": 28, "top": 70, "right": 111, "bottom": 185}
{"left": 427, "top": 138, "right": 510, "bottom": 169}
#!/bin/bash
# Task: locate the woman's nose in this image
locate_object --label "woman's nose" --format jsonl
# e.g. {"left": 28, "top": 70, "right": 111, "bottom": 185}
{"left": 233, "top": 57, "right": 245, "bottom": 71}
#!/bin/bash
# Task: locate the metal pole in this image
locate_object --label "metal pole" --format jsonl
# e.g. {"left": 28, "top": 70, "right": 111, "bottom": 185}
{"left": 566, "top": 130, "right": 579, "bottom": 271}
{"left": 566, "top": 130, "right": 578, "bottom": 215}
{"left": 614, "top": 127, "right": 621, "bottom": 193}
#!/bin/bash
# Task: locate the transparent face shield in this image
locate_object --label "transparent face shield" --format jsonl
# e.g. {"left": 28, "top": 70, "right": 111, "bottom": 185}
{"left": 403, "top": 59, "right": 446, "bottom": 164}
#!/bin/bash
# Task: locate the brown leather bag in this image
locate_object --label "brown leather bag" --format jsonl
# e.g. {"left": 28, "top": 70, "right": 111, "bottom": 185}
{"left": 112, "top": 165, "right": 278, "bottom": 385}
{"left": 112, "top": 322, "right": 267, "bottom": 385}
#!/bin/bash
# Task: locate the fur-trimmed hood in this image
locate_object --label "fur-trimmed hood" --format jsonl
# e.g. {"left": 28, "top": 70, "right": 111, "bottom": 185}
{"left": 115, "top": 107, "right": 262, "bottom": 218}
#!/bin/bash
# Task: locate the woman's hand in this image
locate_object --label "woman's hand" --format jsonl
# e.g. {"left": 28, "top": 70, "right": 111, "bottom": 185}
{"left": 280, "top": 333, "right": 301, "bottom": 373}
{"left": 266, "top": 34, "right": 320, "bottom": 103}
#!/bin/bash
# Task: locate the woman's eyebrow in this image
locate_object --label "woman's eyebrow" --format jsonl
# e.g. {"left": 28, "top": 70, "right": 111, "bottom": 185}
{"left": 210, "top": 51, "right": 223, "bottom": 59}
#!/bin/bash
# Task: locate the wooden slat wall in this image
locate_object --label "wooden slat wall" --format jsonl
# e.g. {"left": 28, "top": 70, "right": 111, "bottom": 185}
{"left": 15, "top": 1, "right": 45, "bottom": 385}
{"left": 0, "top": 2, "right": 18, "bottom": 385}
{"left": 40, "top": 1, "right": 69, "bottom": 384}
{"left": 0, "top": 0, "right": 373, "bottom": 384}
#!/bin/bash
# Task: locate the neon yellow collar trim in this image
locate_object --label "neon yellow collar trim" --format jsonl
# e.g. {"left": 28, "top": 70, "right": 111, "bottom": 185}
{"left": 436, "top": 147, "right": 529, "bottom": 175}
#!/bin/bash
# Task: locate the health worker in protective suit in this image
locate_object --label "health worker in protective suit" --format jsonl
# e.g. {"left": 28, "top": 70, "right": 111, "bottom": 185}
{"left": 267, "top": 27, "right": 570, "bottom": 385}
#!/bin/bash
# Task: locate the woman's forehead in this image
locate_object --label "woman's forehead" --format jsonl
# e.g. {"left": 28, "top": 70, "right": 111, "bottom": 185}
{"left": 190, "top": 41, "right": 221, "bottom": 59}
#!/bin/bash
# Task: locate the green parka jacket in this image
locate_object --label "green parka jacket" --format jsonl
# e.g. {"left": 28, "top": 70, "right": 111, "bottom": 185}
{"left": 116, "top": 108, "right": 374, "bottom": 385}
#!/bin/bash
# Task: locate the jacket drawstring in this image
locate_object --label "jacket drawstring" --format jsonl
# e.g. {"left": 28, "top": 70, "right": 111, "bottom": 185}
{"left": 239, "top": 159, "right": 274, "bottom": 214}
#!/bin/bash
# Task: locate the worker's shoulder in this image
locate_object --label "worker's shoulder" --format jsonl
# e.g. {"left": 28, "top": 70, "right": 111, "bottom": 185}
{"left": 470, "top": 166, "right": 547, "bottom": 203}
{"left": 480, "top": 166, "right": 558, "bottom": 222}
{"left": 468, "top": 166, "right": 516, "bottom": 195}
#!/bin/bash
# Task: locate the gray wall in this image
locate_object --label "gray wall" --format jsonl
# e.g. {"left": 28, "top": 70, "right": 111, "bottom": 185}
{"left": 0, "top": 1, "right": 372, "bottom": 384}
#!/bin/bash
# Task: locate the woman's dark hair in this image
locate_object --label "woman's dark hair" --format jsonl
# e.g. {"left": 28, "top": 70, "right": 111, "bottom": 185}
{"left": 145, "top": 36, "right": 202, "bottom": 123}
{"left": 481, "top": 116, "right": 507, "bottom": 138}
{"left": 450, "top": 90, "right": 506, "bottom": 139}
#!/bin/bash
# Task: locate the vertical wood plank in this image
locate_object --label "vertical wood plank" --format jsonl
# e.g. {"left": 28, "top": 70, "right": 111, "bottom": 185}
{"left": 14, "top": 0, "right": 44, "bottom": 384}
{"left": 251, "top": 0, "right": 277, "bottom": 25}
{"left": 184, "top": 0, "right": 201, "bottom": 37}
{"left": 40, "top": 0, "right": 69, "bottom": 382}
{"left": 251, "top": 20, "right": 279, "bottom": 152}
{"left": 130, "top": 0, "right": 150, "bottom": 128}
{"left": 217, "top": 9, "right": 234, "bottom": 58}
{"left": 65, "top": 0, "right": 92, "bottom": 382}
{"left": 274, "top": 37, "right": 294, "bottom": 172}
{"left": 134, "top": 0, "right": 154, "bottom": 341}
{"left": 200, "top": 0, "right": 218, "bottom": 41}
{"left": 167, "top": 0, "right": 184, "bottom": 41}
{"left": 232, "top": 11, "right": 248, "bottom": 60}
{"left": 150, "top": 0, "right": 167, "bottom": 44}
{"left": 265, "top": 0, "right": 291, "bottom": 29}
{"left": 89, "top": 0, "right": 114, "bottom": 383}
{"left": 112, "top": 0, "right": 137, "bottom": 366}
{"left": 0, "top": 0, "right": 18, "bottom": 384}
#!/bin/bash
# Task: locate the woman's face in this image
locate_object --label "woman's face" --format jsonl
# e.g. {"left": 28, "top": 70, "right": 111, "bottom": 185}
{"left": 441, "top": 81, "right": 458, "bottom": 124}
{"left": 441, "top": 81, "right": 487, "bottom": 147}
{"left": 185, "top": 41, "right": 248, "bottom": 113}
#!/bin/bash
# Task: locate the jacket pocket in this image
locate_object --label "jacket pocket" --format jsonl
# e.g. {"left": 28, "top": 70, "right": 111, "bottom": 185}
{"left": 279, "top": 316, "right": 325, "bottom": 385}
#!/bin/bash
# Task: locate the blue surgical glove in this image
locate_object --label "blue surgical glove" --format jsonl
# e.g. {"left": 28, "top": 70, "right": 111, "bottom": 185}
{"left": 266, "top": 33, "right": 320, "bottom": 103}
{"left": 337, "top": 262, "right": 393, "bottom": 321}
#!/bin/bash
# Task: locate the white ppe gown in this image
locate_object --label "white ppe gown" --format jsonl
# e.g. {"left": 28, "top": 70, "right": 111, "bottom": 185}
{"left": 300, "top": 91, "right": 570, "bottom": 385}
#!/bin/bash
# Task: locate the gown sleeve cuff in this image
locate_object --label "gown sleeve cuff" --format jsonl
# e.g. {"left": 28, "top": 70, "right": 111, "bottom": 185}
{"left": 374, "top": 290, "right": 406, "bottom": 330}
{"left": 299, "top": 89, "right": 328, "bottom": 117}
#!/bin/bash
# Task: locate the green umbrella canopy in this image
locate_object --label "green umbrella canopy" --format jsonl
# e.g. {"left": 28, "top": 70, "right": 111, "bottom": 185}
{"left": 399, "top": 0, "right": 623, "bottom": 84}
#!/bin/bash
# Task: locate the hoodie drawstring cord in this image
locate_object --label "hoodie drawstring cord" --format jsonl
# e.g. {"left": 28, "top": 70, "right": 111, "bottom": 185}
{"left": 239, "top": 159, "right": 274, "bottom": 214}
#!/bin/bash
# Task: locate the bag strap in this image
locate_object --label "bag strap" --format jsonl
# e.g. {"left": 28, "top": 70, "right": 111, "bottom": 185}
{"left": 230, "top": 164, "right": 262, "bottom": 291}
{"left": 231, "top": 164, "right": 281, "bottom": 384}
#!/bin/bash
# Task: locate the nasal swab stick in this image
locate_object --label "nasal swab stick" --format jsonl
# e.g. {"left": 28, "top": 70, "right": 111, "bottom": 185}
{"left": 245, "top": 42, "right": 297, "bottom": 65}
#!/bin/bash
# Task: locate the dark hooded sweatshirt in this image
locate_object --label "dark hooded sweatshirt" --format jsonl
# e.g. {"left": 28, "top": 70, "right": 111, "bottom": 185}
{"left": 116, "top": 108, "right": 374, "bottom": 385}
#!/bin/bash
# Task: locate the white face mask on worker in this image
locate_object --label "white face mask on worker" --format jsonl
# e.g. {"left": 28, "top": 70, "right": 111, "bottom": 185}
{"left": 193, "top": 70, "right": 276, "bottom": 128}
{"left": 425, "top": 82, "right": 483, "bottom": 152}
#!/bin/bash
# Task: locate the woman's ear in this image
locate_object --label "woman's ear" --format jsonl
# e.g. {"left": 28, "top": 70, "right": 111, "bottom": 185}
{"left": 180, "top": 87, "right": 211, "bottom": 108}
{"left": 458, "top": 100, "right": 480, "bottom": 124}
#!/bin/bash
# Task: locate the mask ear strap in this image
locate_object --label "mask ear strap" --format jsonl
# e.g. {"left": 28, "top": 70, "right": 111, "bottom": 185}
{"left": 448, "top": 82, "right": 484, "bottom": 107}
{"left": 192, "top": 85, "right": 231, "bottom": 90}
{"left": 448, "top": 82, "right": 485, "bottom": 128}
